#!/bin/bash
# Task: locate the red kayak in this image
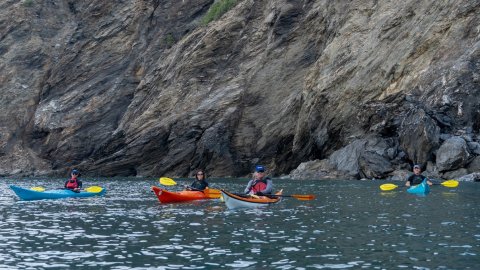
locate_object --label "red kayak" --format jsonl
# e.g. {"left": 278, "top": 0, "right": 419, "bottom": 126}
{"left": 151, "top": 186, "right": 220, "bottom": 203}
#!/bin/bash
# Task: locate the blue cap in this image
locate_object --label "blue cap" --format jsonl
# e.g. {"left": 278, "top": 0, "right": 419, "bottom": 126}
{"left": 71, "top": 169, "right": 79, "bottom": 175}
{"left": 255, "top": 165, "right": 265, "bottom": 172}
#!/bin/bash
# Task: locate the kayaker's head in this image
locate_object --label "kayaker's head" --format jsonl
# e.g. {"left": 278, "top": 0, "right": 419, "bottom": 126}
{"left": 254, "top": 165, "right": 266, "bottom": 180}
{"left": 71, "top": 169, "right": 80, "bottom": 179}
{"left": 195, "top": 169, "right": 206, "bottom": 181}
{"left": 413, "top": 164, "right": 422, "bottom": 174}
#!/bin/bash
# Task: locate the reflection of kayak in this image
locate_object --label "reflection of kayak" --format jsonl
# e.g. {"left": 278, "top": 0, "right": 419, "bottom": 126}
{"left": 221, "top": 190, "right": 283, "bottom": 209}
{"left": 10, "top": 185, "right": 106, "bottom": 201}
{"left": 151, "top": 186, "right": 217, "bottom": 203}
{"left": 407, "top": 179, "right": 430, "bottom": 194}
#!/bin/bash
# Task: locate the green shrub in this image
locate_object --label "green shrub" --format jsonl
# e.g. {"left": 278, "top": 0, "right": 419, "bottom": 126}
{"left": 201, "top": 0, "right": 238, "bottom": 25}
{"left": 22, "top": 0, "right": 34, "bottom": 7}
{"left": 165, "top": 33, "right": 175, "bottom": 47}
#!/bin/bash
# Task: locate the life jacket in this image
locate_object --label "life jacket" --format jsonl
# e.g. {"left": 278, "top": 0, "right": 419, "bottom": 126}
{"left": 409, "top": 175, "right": 425, "bottom": 185}
{"left": 190, "top": 180, "right": 208, "bottom": 191}
{"left": 66, "top": 178, "right": 79, "bottom": 189}
{"left": 250, "top": 178, "right": 268, "bottom": 193}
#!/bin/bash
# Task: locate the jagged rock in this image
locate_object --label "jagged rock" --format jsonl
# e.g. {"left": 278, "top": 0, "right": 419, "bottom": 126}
{"left": 386, "top": 169, "right": 411, "bottom": 182}
{"left": 425, "top": 161, "right": 442, "bottom": 179}
{"left": 467, "top": 142, "right": 480, "bottom": 155}
{"left": 457, "top": 173, "right": 480, "bottom": 182}
{"left": 436, "top": 137, "right": 470, "bottom": 172}
{"left": 0, "top": 1, "right": 479, "bottom": 177}
{"left": 442, "top": 168, "right": 469, "bottom": 180}
{"left": 328, "top": 137, "right": 395, "bottom": 179}
{"left": 329, "top": 140, "right": 367, "bottom": 178}
{"left": 466, "top": 156, "right": 480, "bottom": 173}
{"left": 398, "top": 108, "right": 440, "bottom": 165}
{"left": 288, "top": 159, "right": 350, "bottom": 180}
{"left": 359, "top": 151, "right": 394, "bottom": 179}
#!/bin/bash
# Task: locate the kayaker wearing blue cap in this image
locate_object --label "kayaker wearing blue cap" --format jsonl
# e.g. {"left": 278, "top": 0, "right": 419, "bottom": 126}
{"left": 244, "top": 165, "right": 273, "bottom": 195}
{"left": 186, "top": 169, "right": 209, "bottom": 191}
{"left": 65, "top": 169, "right": 83, "bottom": 193}
{"left": 405, "top": 164, "right": 432, "bottom": 187}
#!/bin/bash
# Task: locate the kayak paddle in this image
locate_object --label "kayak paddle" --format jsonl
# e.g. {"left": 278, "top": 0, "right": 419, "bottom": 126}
{"left": 30, "top": 186, "right": 103, "bottom": 193}
{"left": 159, "top": 177, "right": 177, "bottom": 186}
{"left": 224, "top": 191, "right": 315, "bottom": 201}
{"left": 439, "top": 179, "right": 459, "bottom": 187}
{"left": 380, "top": 179, "right": 459, "bottom": 191}
{"left": 266, "top": 194, "right": 316, "bottom": 201}
{"left": 84, "top": 186, "right": 104, "bottom": 193}
{"left": 159, "top": 177, "right": 221, "bottom": 198}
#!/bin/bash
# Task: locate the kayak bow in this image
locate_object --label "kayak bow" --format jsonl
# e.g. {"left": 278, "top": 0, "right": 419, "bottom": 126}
{"left": 407, "top": 179, "right": 430, "bottom": 194}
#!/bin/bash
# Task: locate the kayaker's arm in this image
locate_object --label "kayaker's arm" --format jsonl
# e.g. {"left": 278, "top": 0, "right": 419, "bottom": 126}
{"left": 405, "top": 174, "right": 414, "bottom": 187}
{"left": 244, "top": 180, "right": 254, "bottom": 194}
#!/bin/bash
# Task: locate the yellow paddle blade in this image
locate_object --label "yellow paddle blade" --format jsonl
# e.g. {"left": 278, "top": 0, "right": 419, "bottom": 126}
{"left": 159, "top": 177, "right": 177, "bottom": 186}
{"left": 441, "top": 180, "right": 459, "bottom": 188}
{"left": 84, "top": 186, "right": 103, "bottom": 193}
{"left": 203, "top": 188, "right": 221, "bottom": 199}
{"left": 31, "top": 187, "right": 45, "bottom": 192}
{"left": 379, "top": 183, "right": 398, "bottom": 191}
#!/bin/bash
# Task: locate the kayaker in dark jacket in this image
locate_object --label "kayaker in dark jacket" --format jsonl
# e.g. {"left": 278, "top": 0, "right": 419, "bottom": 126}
{"left": 186, "top": 169, "right": 209, "bottom": 191}
{"left": 244, "top": 165, "right": 273, "bottom": 195}
{"left": 405, "top": 164, "right": 433, "bottom": 187}
{"left": 65, "top": 169, "right": 83, "bottom": 192}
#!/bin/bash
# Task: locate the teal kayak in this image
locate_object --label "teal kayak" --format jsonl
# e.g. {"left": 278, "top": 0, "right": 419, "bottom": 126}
{"left": 407, "top": 179, "right": 430, "bottom": 194}
{"left": 10, "top": 185, "right": 106, "bottom": 201}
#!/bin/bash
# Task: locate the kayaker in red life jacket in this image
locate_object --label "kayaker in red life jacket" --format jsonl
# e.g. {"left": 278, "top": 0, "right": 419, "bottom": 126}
{"left": 405, "top": 164, "right": 433, "bottom": 187}
{"left": 185, "top": 169, "right": 209, "bottom": 191}
{"left": 244, "top": 165, "right": 273, "bottom": 195}
{"left": 65, "top": 169, "right": 83, "bottom": 193}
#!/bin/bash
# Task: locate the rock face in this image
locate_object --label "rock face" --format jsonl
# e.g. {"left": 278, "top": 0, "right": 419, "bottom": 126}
{"left": 0, "top": 0, "right": 479, "bottom": 178}
{"left": 436, "top": 136, "right": 470, "bottom": 172}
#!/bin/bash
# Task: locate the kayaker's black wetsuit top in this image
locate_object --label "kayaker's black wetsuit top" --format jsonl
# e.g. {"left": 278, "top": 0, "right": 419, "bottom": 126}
{"left": 407, "top": 174, "right": 426, "bottom": 185}
{"left": 190, "top": 180, "right": 209, "bottom": 191}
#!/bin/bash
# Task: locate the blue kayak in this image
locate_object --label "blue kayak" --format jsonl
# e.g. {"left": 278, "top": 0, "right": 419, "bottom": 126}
{"left": 407, "top": 179, "right": 430, "bottom": 194}
{"left": 10, "top": 185, "right": 106, "bottom": 201}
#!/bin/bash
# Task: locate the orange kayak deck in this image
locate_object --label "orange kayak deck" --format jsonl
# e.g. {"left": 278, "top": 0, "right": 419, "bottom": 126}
{"left": 151, "top": 186, "right": 210, "bottom": 203}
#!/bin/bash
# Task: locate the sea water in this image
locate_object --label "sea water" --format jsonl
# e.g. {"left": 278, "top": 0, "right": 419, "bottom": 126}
{"left": 0, "top": 178, "right": 478, "bottom": 269}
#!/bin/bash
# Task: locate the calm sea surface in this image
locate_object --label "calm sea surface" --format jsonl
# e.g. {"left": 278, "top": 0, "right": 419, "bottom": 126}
{"left": 0, "top": 178, "right": 479, "bottom": 269}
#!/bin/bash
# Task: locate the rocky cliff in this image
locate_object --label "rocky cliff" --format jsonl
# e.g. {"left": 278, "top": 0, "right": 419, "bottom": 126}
{"left": 1, "top": 0, "right": 479, "bottom": 180}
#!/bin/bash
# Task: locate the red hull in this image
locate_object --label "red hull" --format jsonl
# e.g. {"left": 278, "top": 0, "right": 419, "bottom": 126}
{"left": 151, "top": 186, "right": 210, "bottom": 203}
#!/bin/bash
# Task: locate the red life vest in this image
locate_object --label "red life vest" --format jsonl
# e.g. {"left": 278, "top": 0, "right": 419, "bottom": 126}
{"left": 66, "top": 178, "right": 79, "bottom": 189}
{"left": 250, "top": 179, "right": 267, "bottom": 193}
